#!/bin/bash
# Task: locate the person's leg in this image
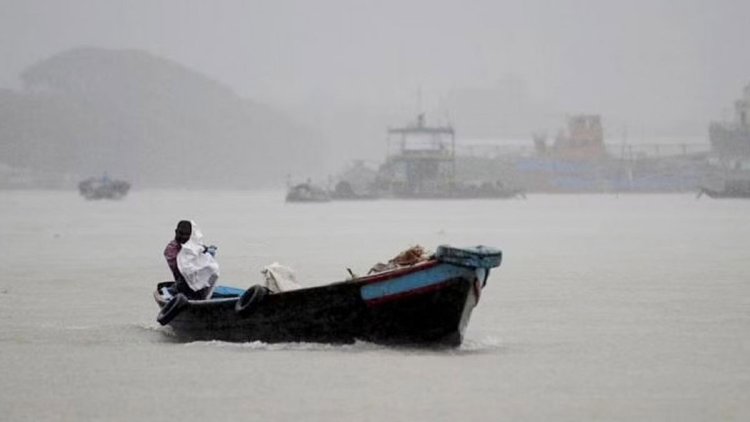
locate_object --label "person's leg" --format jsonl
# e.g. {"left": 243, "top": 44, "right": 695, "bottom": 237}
{"left": 174, "top": 279, "right": 203, "bottom": 300}
{"left": 195, "top": 274, "right": 219, "bottom": 300}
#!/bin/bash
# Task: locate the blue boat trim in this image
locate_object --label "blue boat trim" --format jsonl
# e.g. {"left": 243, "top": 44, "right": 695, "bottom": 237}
{"left": 361, "top": 264, "right": 472, "bottom": 301}
{"left": 211, "top": 285, "right": 245, "bottom": 298}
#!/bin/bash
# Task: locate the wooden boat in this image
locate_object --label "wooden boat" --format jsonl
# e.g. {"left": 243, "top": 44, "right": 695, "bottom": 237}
{"left": 153, "top": 245, "right": 502, "bottom": 347}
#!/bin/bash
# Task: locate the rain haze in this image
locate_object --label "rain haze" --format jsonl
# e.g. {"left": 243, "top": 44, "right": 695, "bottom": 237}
{"left": 1, "top": 0, "right": 750, "bottom": 185}
{"left": 1, "top": 1, "right": 750, "bottom": 421}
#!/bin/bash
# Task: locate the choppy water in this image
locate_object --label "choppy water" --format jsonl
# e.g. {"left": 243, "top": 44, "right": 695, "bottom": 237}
{"left": 1, "top": 190, "right": 749, "bottom": 421}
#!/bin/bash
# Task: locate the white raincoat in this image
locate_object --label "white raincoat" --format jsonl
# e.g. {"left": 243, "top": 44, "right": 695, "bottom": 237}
{"left": 176, "top": 221, "right": 220, "bottom": 292}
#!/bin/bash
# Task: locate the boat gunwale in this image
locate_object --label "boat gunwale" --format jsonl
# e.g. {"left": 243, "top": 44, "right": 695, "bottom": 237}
{"left": 154, "top": 260, "right": 445, "bottom": 307}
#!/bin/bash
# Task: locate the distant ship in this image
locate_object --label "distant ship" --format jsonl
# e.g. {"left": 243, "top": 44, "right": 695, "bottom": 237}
{"left": 330, "top": 112, "right": 715, "bottom": 196}
{"left": 78, "top": 176, "right": 130, "bottom": 200}
{"left": 518, "top": 114, "right": 712, "bottom": 193}
{"left": 700, "top": 83, "right": 750, "bottom": 198}
{"left": 372, "top": 114, "right": 523, "bottom": 199}
{"left": 709, "top": 83, "right": 750, "bottom": 158}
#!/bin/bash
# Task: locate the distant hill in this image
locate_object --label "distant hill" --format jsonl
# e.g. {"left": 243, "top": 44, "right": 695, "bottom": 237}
{"left": 0, "top": 47, "right": 322, "bottom": 188}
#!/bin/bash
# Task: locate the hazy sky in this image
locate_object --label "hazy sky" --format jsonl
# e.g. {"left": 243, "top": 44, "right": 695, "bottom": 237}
{"left": 2, "top": 0, "right": 749, "bottom": 136}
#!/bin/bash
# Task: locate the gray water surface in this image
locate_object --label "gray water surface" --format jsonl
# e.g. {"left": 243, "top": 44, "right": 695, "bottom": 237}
{"left": 1, "top": 191, "right": 748, "bottom": 421}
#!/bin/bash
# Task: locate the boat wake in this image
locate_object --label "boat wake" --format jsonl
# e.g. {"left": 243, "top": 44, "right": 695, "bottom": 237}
{"left": 132, "top": 319, "right": 506, "bottom": 353}
{"left": 183, "top": 339, "right": 389, "bottom": 352}
{"left": 133, "top": 321, "right": 168, "bottom": 332}
{"left": 131, "top": 322, "right": 182, "bottom": 342}
{"left": 179, "top": 335, "right": 506, "bottom": 354}
{"left": 457, "top": 336, "right": 505, "bottom": 353}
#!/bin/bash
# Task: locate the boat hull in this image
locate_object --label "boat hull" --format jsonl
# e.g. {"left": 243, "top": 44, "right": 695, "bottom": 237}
{"left": 155, "top": 261, "right": 485, "bottom": 347}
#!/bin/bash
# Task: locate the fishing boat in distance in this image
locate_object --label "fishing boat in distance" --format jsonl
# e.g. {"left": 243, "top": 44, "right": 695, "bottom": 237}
{"left": 285, "top": 180, "right": 331, "bottom": 202}
{"left": 153, "top": 245, "right": 502, "bottom": 347}
{"left": 78, "top": 175, "right": 130, "bottom": 200}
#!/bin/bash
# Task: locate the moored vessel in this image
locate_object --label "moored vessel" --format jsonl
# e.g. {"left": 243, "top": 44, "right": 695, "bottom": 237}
{"left": 78, "top": 176, "right": 130, "bottom": 200}
{"left": 372, "top": 114, "right": 524, "bottom": 199}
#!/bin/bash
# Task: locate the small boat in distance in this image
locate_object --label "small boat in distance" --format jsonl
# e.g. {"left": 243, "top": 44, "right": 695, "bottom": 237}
{"left": 153, "top": 245, "right": 502, "bottom": 347}
{"left": 285, "top": 181, "right": 331, "bottom": 202}
{"left": 78, "top": 175, "right": 130, "bottom": 200}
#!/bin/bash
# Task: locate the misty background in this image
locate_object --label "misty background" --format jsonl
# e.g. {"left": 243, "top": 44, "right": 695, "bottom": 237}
{"left": 1, "top": 0, "right": 749, "bottom": 188}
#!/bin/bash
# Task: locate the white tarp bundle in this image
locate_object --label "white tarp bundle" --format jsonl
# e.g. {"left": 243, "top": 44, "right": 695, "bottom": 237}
{"left": 177, "top": 221, "right": 220, "bottom": 292}
{"left": 261, "top": 263, "right": 301, "bottom": 293}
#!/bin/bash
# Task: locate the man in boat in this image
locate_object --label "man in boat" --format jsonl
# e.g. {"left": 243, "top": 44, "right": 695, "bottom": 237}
{"left": 164, "top": 220, "right": 219, "bottom": 300}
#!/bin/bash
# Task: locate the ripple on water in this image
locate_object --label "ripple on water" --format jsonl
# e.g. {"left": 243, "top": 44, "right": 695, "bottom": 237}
{"left": 178, "top": 334, "right": 508, "bottom": 355}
